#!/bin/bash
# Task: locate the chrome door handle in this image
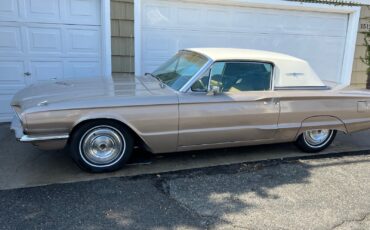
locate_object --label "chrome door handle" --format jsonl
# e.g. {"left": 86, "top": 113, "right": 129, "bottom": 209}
{"left": 24, "top": 72, "right": 31, "bottom": 76}
{"left": 263, "top": 99, "right": 279, "bottom": 105}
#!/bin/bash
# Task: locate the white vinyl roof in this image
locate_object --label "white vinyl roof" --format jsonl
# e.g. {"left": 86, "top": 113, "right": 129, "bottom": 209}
{"left": 305, "top": 0, "right": 369, "bottom": 5}
{"left": 185, "top": 48, "right": 326, "bottom": 88}
{"left": 287, "top": 0, "right": 369, "bottom": 5}
{"left": 186, "top": 48, "right": 304, "bottom": 63}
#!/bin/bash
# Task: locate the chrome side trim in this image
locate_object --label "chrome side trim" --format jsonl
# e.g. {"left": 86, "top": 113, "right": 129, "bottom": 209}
{"left": 275, "top": 86, "right": 331, "bottom": 90}
{"left": 20, "top": 134, "right": 69, "bottom": 142}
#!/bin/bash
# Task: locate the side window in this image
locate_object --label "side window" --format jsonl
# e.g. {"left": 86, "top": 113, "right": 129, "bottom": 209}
{"left": 211, "top": 62, "right": 272, "bottom": 92}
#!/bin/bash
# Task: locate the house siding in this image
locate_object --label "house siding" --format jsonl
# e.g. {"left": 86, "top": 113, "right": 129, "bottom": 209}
{"left": 351, "top": 6, "right": 370, "bottom": 87}
{"left": 111, "top": 0, "right": 134, "bottom": 76}
{"left": 110, "top": 1, "right": 370, "bottom": 87}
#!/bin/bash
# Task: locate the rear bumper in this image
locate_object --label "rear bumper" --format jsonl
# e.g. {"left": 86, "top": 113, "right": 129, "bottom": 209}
{"left": 10, "top": 116, "right": 69, "bottom": 142}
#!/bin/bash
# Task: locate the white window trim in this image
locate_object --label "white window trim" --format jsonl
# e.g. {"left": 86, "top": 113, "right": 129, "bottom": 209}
{"left": 134, "top": 0, "right": 362, "bottom": 87}
{"left": 102, "top": 0, "right": 112, "bottom": 78}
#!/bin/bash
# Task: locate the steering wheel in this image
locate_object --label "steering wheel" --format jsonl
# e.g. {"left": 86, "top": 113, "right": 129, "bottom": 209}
{"left": 197, "top": 78, "right": 206, "bottom": 90}
{"left": 191, "top": 76, "right": 209, "bottom": 91}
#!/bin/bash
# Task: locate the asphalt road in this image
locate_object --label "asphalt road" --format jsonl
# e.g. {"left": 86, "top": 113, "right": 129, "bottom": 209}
{"left": 0, "top": 153, "right": 369, "bottom": 230}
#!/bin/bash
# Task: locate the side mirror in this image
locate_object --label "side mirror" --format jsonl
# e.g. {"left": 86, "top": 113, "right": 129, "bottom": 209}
{"left": 207, "top": 85, "right": 221, "bottom": 95}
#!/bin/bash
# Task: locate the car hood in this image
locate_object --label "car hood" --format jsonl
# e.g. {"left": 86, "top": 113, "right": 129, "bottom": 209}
{"left": 11, "top": 75, "right": 178, "bottom": 112}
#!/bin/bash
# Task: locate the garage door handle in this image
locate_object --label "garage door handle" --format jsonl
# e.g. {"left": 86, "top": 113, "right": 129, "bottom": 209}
{"left": 24, "top": 72, "right": 31, "bottom": 76}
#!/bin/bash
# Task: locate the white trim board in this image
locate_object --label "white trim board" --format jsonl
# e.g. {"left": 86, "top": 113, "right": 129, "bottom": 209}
{"left": 134, "top": 0, "right": 142, "bottom": 78}
{"left": 102, "top": 0, "right": 112, "bottom": 78}
{"left": 339, "top": 0, "right": 370, "bottom": 4}
{"left": 134, "top": 0, "right": 361, "bottom": 88}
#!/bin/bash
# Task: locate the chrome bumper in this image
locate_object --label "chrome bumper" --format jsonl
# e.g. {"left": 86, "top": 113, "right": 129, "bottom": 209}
{"left": 10, "top": 116, "right": 69, "bottom": 142}
{"left": 10, "top": 116, "right": 24, "bottom": 139}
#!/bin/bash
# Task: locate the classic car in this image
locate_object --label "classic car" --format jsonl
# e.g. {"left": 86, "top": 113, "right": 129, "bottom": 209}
{"left": 10, "top": 48, "right": 370, "bottom": 172}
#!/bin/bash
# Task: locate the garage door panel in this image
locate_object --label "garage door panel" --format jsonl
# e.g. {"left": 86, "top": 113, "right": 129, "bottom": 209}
{"left": 25, "top": 0, "right": 61, "bottom": 23}
{"left": 300, "top": 37, "right": 346, "bottom": 83}
{"left": 3, "top": 0, "right": 101, "bottom": 25}
{"left": 143, "top": 1, "right": 348, "bottom": 37}
{"left": 0, "top": 94, "right": 16, "bottom": 122}
{"left": 27, "top": 27, "right": 62, "bottom": 54}
{"left": 0, "top": 0, "right": 104, "bottom": 122}
{"left": 227, "top": 35, "right": 255, "bottom": 49}
{"left": 64, "top": 61, "right": 101, "bottom": 79}
{"left": 179, "top": 34, "right": 230, "bottom": 49}
{"left": 64, "top": 0, "right": 101, "bottom": 25}
{"left": 66, "top": 27, "right": 101, "bottom": 56}
{"left": 0, "top": 26, "right": 23, "bottom": 56}
{"left": 30, "top": 61, "right": 64, "bottom": 82}
{"left": 291, "top": 15, "right": 348, "bottom": 37}
{"left": 177, "top": 7, "right": 201, "bottom": 26}
{"left": 143, "top": 4, "right": 171, "bottom": 27}
{"left": 231, "top": 10, "right": 348, "bottom": 37}
{"left": 143, "top": 31, "right": 174, "bottom": 54}
{"left": 205, "top": 9, "right": 230, "bottom": 27}
{"left": 141, "top": 0, "right": 350, "bottom": 85}
{"left": 0, "top": 61, "right": 27, "bottom": 122}
{"left": 0, "top": 0, "right": 19, "bottom": 21}
{"left": 143, "top": 60, "right": 165, "bottom": 74}
{"left": 0, "top": 61, "right": 26, "bottom": 87}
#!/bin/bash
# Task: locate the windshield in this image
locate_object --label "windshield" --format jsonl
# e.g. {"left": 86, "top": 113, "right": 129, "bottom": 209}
{"left": 152, "top": 51, "right": 208, "bottom": 91}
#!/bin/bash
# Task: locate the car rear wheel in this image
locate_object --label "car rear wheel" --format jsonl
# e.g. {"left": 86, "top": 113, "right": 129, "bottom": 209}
{"left": 69, "top": 120, "right": 133, "bottom": 172}
{"left": 295, "top": 129, "right": 336, "bottom": 153}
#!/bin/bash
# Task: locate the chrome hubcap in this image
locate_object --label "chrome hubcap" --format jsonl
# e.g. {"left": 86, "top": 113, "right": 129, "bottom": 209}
{"left": 80, "top": 126, "right": 125, "bottom": 166}
{"left": 303, "top": 129, "right": 331, "bottom": 147}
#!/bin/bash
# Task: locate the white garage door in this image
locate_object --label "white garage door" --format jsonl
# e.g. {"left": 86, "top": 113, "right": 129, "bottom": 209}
{"left": 140, "top": 0, "right": 349, "bottom": 86}
{"left": 0, "top": 0, "right": 103, "bottom": 122}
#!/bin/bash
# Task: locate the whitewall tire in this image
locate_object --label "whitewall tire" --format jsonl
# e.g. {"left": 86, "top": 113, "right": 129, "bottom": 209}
{"left": 69, "top": 120, "right": 133, "bottom": 172}
{"left": 295, "top": 129, "right": 336, "bottom": 153}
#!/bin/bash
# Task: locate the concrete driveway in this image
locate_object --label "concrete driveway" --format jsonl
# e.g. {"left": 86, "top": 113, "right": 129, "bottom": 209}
{"left": 1, "top": 122, "right": 370, "bottom": 190}
{"left": 0, "top": 154, "right": 369, "bottom": 229}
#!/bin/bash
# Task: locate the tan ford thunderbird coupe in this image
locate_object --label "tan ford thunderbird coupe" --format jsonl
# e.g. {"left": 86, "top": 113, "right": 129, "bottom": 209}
{"left": 10, "top": 48, "right": 370, "bottom": 172}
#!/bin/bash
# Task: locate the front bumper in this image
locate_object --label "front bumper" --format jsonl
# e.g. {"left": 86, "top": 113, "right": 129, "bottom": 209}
{"left": 10, "top": 116, "right": 69, "bottom": 142}
{"left": 10, "top": 116, "right": 24, "bottom": 139}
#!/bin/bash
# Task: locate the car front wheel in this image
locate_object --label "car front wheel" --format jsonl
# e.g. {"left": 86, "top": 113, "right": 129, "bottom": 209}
{"left": 69, "top": 120, "right": 133, "bottom": 172}
{"left": 295, "top": 129, "right": 336, "bottom": 153}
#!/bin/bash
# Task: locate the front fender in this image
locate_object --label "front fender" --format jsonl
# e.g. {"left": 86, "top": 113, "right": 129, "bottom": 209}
{"left": 70, "top": 105, "right": 179, "bottom": 154}
{"left": 72, "top": 112, "right": 140, "bottom": 135}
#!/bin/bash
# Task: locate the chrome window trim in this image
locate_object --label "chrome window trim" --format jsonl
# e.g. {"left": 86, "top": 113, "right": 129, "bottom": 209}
{"left": 155, "top": 50, "right": 210, "bottom": 93}
{"left": 179, "top": 58, "right": 213, "bottom": 93}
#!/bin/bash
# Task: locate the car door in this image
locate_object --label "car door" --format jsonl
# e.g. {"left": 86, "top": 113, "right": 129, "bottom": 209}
{"left": 178, "top": 61, "right": 280, "bottom": 147}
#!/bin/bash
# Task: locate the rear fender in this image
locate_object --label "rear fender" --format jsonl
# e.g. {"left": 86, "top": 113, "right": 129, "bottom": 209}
{"left": 295, "top": 116, "right": 348, "bottom": 140}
